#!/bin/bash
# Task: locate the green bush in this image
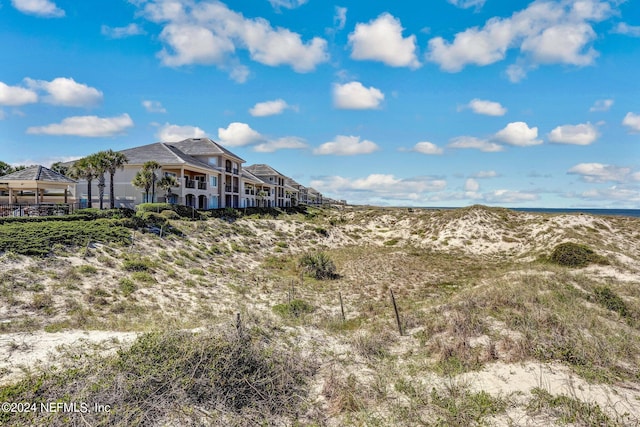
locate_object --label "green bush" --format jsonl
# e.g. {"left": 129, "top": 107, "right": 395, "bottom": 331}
{"left": 550, "top": 242, "right": 607, "bottom": 268}
{"left": 273, "top": 299, "right": 315, "bottom": 318}
{"left": 0, "top": 220, "right": 131, "bottom": 256}
{"left": 160, "top": 210, "right": 180, "bottom": 220}
{"left": 299, "top": 252, "right": 338, "bottom": 279}
{"left": 593, "top": 286, "right": 629, "bottom": 319}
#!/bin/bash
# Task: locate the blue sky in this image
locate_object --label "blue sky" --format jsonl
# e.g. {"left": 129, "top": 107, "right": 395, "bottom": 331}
{"left": 1, "top": 0, "right": 639, "bottom": 207}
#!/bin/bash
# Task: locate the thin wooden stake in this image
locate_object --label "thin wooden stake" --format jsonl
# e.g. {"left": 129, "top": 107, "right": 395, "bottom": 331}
{"left": 339, "top": 292, "right": 345, "bottom": 323}
{"left": 291, "top": 279, "right": 295, "bottom": 301}
{"left": 390, "top": 289, "right": 403, "bottom": 336}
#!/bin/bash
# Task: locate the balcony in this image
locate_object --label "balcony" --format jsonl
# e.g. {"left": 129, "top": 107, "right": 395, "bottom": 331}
{"left": 197, "top": 181, "right": 207, "bottom": 190}
{"left": 185, "top": 179, "right": 195, "bottom": 189}
{"left": 245, "top": 189, "right": 255, "bottom": 195}
{"left": 225, "top": 185, "right": 232, "bottom": 192}
{"left": 233, "top": 186, "right": 239, "bottom": 193}
{"left": 225, "top": 167, "right": 232, "bottom": 173}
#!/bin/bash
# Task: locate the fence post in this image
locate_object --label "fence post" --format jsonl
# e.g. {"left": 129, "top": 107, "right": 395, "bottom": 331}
{"left": 339, "top": 292, "right": 345, "bottom": 323}
{"left": 390, "top": 289, "right": 403, "bottom": 336}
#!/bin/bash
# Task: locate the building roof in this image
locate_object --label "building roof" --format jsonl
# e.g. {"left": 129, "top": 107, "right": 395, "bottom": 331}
{"left": 285, "top": 177, "right": 305, "bottom": 189}
{"left": 170, "top": 138, "right": 245, "bottom": 163}
{"left": 0, "top": 165, "right": 76, "bottom": 183}
{"left": 241, "top": 169, "right": 269, "bottom": 185}
{"left": 245, "top": 163, "right": 285, "bottom": 178}
{"left": 119, "top": 142, "right": 217, "bottom": 172}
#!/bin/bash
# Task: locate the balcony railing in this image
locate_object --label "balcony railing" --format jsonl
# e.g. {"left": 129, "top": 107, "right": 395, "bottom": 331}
{"left": 233, "top": 168, "right": 239, "bottom": 175}
{"left": 225, "top": 167, "right": 232, "bottom": 173}
{"left": 225, "top": 185, "right": 232, "bottom": 192}
{"left": 185, "top": 179, "right": 195, "bottom": 189}
{"left": 197, "top": 181, "right": 207, "bottom": 190}
{"left": 245, "top": 189, "right": 255, "bottom": 195}
{"left": 233, "top": 186, "right": 239, "bottom": 193}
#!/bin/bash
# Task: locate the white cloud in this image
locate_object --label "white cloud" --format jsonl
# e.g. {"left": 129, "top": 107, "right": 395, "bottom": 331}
{"left": 334, "top": 6, "right": 347, "bottom": 31}
{"left": 313, "top": 135, "right": 380, "bottom": 156}
{"left": 249, "top": 99, "right": 289, "bottom": 117}
{"left": 568, "top": 163, "right": 632, "bottom": 183}
{"left": 411, "top": 141, "right": 444, "bottom": 155}
{"left": 142, "top": 100, "right": 167, "bottom": 113}
{"left": 622, "top": 112, "right": 640, "bottom": 132}
{"left": 348, "top": 13, "right": 421, "bottom": 69}
{"left": 589, "top": 98, "right": 613, "bottom": 112}
{"left": 427, "top": 0, "right": 612, "bottom": 76}
{"left": 612, "top": 22, "right": 640, "bottom": 37}
{"left": 575, "top": 187, "right": 640, "bottom": 203}
{"left": 467, "top": 98, "right": 507, "bottom": 116}
{"left": 24, "top": 77, "right": 103, "bottom": 107}
{"left": 448, "top": 0, "right": 486, "bottom": 10}
{"left": 494, "top": 121, "right": 542, "bottom": 146}
{"left": 11, "top": 0, "right": 64, "bottom": 17}
{"left": 253, "top": 136, "right": 308, "bottom": 152}
{"left": 448, "top": 136, "right": 504, "bottom": 152}
{"left": 310, "top": 173, "right": 447, "bottom": 202}
{"left": 101, "top": 23, "right": 146, "bottom": 39}
{"left": 333, "top": 81, "right": 384, "bottom": 110}
{"left": 218, "top": 122, "right": 264, "bottom": 147}
{"left": 268, "top": 0, "right": 307, "bottom": 10}
{"left": 472, "top": 170, "right": 498, "bottom": 178}
{"left": 156, "top": 123, "right": 206, "bottom": 142}
{"left": 548, "top": 122, "right": 598, "bottom": 145}
{"left": 465, "top": 178, "right": 480, "bottom": 192}
{"left": 483, "top": 189, "right": 539, "bottom": 203}
{"left": 0, "top": 82, "right": 38, "bottom": 106}
{"left": 26, "top": 114, "right": 134, "bottom": 137}
{"left": 142, "top": 1, "right": 329, "bottom": 75}
{"left": 521, "top": 23, "right": 597, "bottom": 66}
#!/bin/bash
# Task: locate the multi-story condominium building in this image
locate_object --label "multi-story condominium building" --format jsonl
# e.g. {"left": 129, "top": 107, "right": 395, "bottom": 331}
{"left": 307, "top": 187, "right": 323, "bottom": 205}
{"left": 285, "top": 177, "right": 307, "bottom": 205}
{"left": 241, "top": 169, "right": 275, "bottom": 208}
{"left": 244, "top": 164, "right": 289, "bottom": 208}
{"left": 60, "top": 138, "right": 328, "bottom": 210}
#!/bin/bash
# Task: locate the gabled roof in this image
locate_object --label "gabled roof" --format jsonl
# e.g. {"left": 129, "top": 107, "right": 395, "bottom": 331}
{"left": 285, "top": 177, "right": 305, "bottom": 189}
{"left": 245, "top": 163, "right": 285, "bottom": 178}
{"left": 241, "top": 169, "right": 269, "bottom": 185}
{"left": 0, "top": 165, "right": 76, "bottom": 183}
{"left": 170, "top": 138, "right": 245, "bottom": 163}
{"left": 118, "top": 142, "right": 216, "bottom": 172}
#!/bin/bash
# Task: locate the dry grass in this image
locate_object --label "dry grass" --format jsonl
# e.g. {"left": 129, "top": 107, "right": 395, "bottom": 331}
{"left": 1, "top": 205, "right": 639, "bottom": 425}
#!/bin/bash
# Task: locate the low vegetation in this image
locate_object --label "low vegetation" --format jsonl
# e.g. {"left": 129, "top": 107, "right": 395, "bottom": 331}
{"left": 0, "top": 327, "right": 315, "bottom": 426}
{"left": 1, "top": 205, "right": 639, "bottom": 425}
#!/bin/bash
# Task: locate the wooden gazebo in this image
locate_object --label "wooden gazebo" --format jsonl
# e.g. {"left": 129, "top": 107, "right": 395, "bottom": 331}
{"left": 0, "top": 165, "right": 76, "bottom": 213}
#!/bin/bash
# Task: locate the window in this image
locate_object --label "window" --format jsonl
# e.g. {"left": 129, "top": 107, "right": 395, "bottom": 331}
{"left": 208, "top": 157, "right": 217, "bottom": 166}
{"left": 209, "top": 176, "right": 217, "bottom": 187}
{"left": 164, "top": 172, "right": 177, "bottom": 178}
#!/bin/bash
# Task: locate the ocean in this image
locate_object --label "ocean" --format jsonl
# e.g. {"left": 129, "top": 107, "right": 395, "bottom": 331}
{"left": 511, "top": 208, "right": 640, "bottom": 218}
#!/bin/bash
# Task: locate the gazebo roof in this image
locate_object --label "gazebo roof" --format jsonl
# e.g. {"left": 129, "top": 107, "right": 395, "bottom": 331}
{"left": 0, "top": 165, "right": 76, "bottom": 183}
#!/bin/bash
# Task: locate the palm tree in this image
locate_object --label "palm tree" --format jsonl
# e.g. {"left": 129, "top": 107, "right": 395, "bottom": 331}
{"left": 142, "top": 161, "right": 161, "bottom": 203}
{"left": 89, "top": 153, "right": 110, "bottom": 210}
{"left": 69, "top": 157, "right": 97, "bottom": 208}
{"left": 132, "top": 168, "right": 153, "bottom": 203}
{"left": 157, "top": 174, "right": 179, "bottom": 204}
{"left": 103, "top": 150, "right": 128, "bottom": 209}
{"left": 0, "top": 161, "right": 14, "bottom": 176}
{"left": 50, "top": 161, "right": 69, "bottom": 176}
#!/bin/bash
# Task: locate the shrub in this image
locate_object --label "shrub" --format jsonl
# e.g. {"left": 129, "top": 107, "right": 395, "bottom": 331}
{"left": 273, "top": 299, "right": 315, "bottom": 318}
{"left": 550, "top": 242, "right": 606, "bottom": 268}
{"left": 593, "top": 286, "right": 629, "bottom": 319}
{"left": 0, "top": 220, "right": 131, "bottom": 256}
{"left": 299, "top": 252, "right": 338, "bottom": 280}
{"left": 119, "top": 278, "right": 137, "bottom": 296}
{"left": 160, "top": 210, "right": 180, "bottom": 220}
{"left": 0, "top": 328, "right": 315, "bottom": 426}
